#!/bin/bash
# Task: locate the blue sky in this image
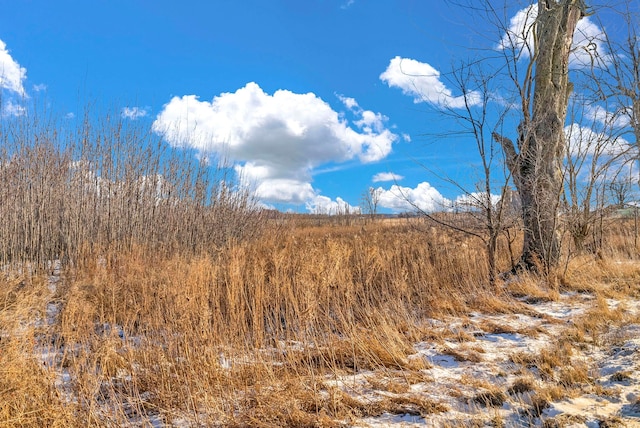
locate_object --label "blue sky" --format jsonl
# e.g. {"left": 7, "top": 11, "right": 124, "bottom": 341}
{"left": 0, "top": 1, "right": 632, "bottom": 213}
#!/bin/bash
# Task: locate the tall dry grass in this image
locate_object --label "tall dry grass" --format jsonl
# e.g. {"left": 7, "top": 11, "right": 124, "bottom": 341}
{"left": 81, "top": 224, "right": 488, "bottom": 423}
{"left": 1, "top": 105, "right": 639, "bottom": 426}
{"left": 0, "top": 213, "right": 512, "bottom": 426}
{"left": 2, "top": 219, "right": 638, "bottom": 425}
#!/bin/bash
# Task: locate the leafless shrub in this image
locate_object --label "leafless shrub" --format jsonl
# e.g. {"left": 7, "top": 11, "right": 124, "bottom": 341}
{"left": 0, "top": 104, "right": 264, "bottom": 271}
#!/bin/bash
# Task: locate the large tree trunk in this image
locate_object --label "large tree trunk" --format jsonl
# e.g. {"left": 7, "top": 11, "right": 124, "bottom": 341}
{"left": 494, "top": 1, "right": 587, "bottom": 272}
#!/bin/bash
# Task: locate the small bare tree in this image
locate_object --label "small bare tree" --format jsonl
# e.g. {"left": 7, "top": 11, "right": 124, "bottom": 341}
{"left": 561, "top": 93, "right": 633, "bottom": 255}
{"left": 441, "top": 63, "right": 519, "bottom": 282}
{"left": 597, "top": 1, "right": 639, "bottom": 153}
{"left": 392, "top": 60, "right": 518, "bottom": 283}
{"left": 608, "top": 177, "right": 634, "bottom": 208}
{"left": 361, "top": 186, "right": 382, "bottom": 221}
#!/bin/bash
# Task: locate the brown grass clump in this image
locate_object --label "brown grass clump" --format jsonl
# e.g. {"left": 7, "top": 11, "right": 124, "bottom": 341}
{"left": 562, "top": 254, "right": 640, "bottom": 297}
{"left": 529, "top": 394, "right": 551, "bottom": 418}
{"left": 568, "top": 294, "right": 627, "bottom": 345}
{"left": 365, "top": 375, "right": 411, "bottom": 394}
{"left": 381, "top": 395, "right": 450, "bottom": 416}
{"left": 506, "top": 378, "right": 535, "bottom": 397}
{"left": 541, "top": 414, "right": 587, "bottom": 428}
{"left": 505, "top": 274, "right": 559, "bottom": 304}
{"left": 512, "top": 340, "right": 576, "bottom": 379}
{"left": 0, "top": 337, "right": 78, "bottom": 427}
{"left": 477, "top": 319, "right": 519, "bottom": 335}
{"left": 609, "top": 371, "right": 633, "bottom": 383}
{"left": 556, "top": 361, "right": 592, "bottom": 389}
{"left": 472, "top": 389, "right": 507, "bottom": 408}
{"left": 230, "top": 381, "right": 347, "bottom": 428}
{"left": 597, "top": 416, "right": 626, "bottom": 428}
{"left": 524, "top": 384, "right": 572, "bottom": 420}
{"left": 442, "top": 345, "right": 484, "bottom": 363}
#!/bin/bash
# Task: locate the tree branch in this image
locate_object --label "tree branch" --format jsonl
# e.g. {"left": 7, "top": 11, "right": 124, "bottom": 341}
{"left": 492, "top": 132, "right": 519, "bottom": 174}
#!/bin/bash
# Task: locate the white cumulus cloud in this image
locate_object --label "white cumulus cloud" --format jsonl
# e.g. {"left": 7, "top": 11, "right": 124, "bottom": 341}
{"left": 235, "top": 162, "right": 317, "bottom": 204}
{"left": 375, "top": 183, "right": 508, "bottom": 214}
{"left": 377, "top": 182, "right": 450, "bottom": 213}
{"left": 1, "top": 99, "right": 26, "bottom": 117}
{"left": 337, "top": 94, "right": 359, "bottom": 110}
{"left": 340, "top": 0, "right": 355, "bottom": 10}
{"left": 0, "top": 39, "right": 27, "bottom": 97}
{"left": 153, "top": 82, "right": 398, "bottom": 204}
{"left": 565, "top": 123, "right": 631, "bottom": 158}
{"left": 122, "top": 106, "right": 149, "bottom": 120}
{"left": 584, "top": 104, "right": 630, "bottom": 129}
{"left": 498, "top": 4, "right": 611, "bottom": 67}
{"left": 306, "top": 195, "right": 360, "bottom": 215}
{"left": 380, "top": 56, "right": 481, "bottom": 108}
{"left": 454, "top": 192, "right": 501, "bottom": 211}
{"left": 372, "top": 172, "right": 403, "bottom": 183}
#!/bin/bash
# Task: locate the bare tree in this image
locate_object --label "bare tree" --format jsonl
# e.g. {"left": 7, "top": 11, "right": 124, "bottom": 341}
{"left": 608, "top": 177, "right": 634, "bottom": 208}
{"left": 361, "top": 186, "right": 382, "bottom": 221}
{"left": 558, "top": 0, "right": 639, "bottom": 257}
{"left": 442, "top": 63, "right": 519, "bottom": 282}
{"left": 493, "top": 0, "right": 589, "bottom": 273}
{"left": 597, "top": 1, "right": 639, "bottom": 153}
{"left": 393, "top": 60, "right": 518, "bottom": 283}
{"left": 560, "top": 86, "right": 635, "bottom": 253}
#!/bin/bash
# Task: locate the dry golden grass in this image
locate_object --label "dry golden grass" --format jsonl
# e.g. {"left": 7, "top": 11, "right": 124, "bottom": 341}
{"left": 507, "top": 377, "right": 536, "bottom": 396}
{"left": 510, "top": 339, "right": 584, "bottom": 389}
{"left": 0, "top": 209, "right": 638, "bottom": 425}
{"left": 0, "top": 219, "right": 483, "bottom": 425}
{"left": 441, "top": 345, "right": 484, "bottom": 363}
{"left": 505, "top": 275, "right": 560, "bottom": 304}
{"left": 471, "top": 389, "right": 507, "bottom": 408}
{"left": 0, "top": 337, "right": 78, "bottom": 427}
{"left": 541, "top": 413, "right": 588, "bottom": 428}
{"left": 3, "top": 104, "right": 640, "bottom": 426}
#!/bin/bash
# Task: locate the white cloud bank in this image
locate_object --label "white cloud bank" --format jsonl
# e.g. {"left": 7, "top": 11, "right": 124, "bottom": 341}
{"left": 565, "top": 123, "right": 632, "bottom": 158}
{"left": 306, "top": 195, "right": 360, "bottom": 215}
{"left": 0, "top": 39, "right": 27, "bottom": 97}
{"left": 374, "top": 182, "right": 507, "bottom": 214}
{"left": 372, "top": 172, "right": 403, "bottom": 183}
{"left": 380, "top": 56, "right": 481, "bottom": 108}
{"left": 152, "top": 82, "right": 398, "bottom": 205}
{"left": 454, "top": 192, "right": 502, "bottom": 210}
{"left": 376, "top": 182, "right": 450, "bottom": 213}
{"left": 498, "top": 3, "right": 610, "bottom": 67}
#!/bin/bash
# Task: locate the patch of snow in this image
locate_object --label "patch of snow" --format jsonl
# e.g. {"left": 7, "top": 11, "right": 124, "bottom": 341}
{"left": 361, "top": 413, "right": 426, "bottom": 427}
{"left": 355, "top": 290, "right": 640, "bottom": 427}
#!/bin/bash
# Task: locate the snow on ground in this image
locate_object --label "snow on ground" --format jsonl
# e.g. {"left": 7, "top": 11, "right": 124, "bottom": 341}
{"left": 20, "top": 263, "right": 640, "bottom": 427}
{"left": 356, "top": 291, "right": 640, "bottom": 427}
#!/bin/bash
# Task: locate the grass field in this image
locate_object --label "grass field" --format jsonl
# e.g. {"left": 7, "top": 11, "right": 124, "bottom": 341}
{"left": 1, "top": 115, "right": 639, "bottom": 426}
{"left": 1, "top": 214, "right": 639, "bottom": 427}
